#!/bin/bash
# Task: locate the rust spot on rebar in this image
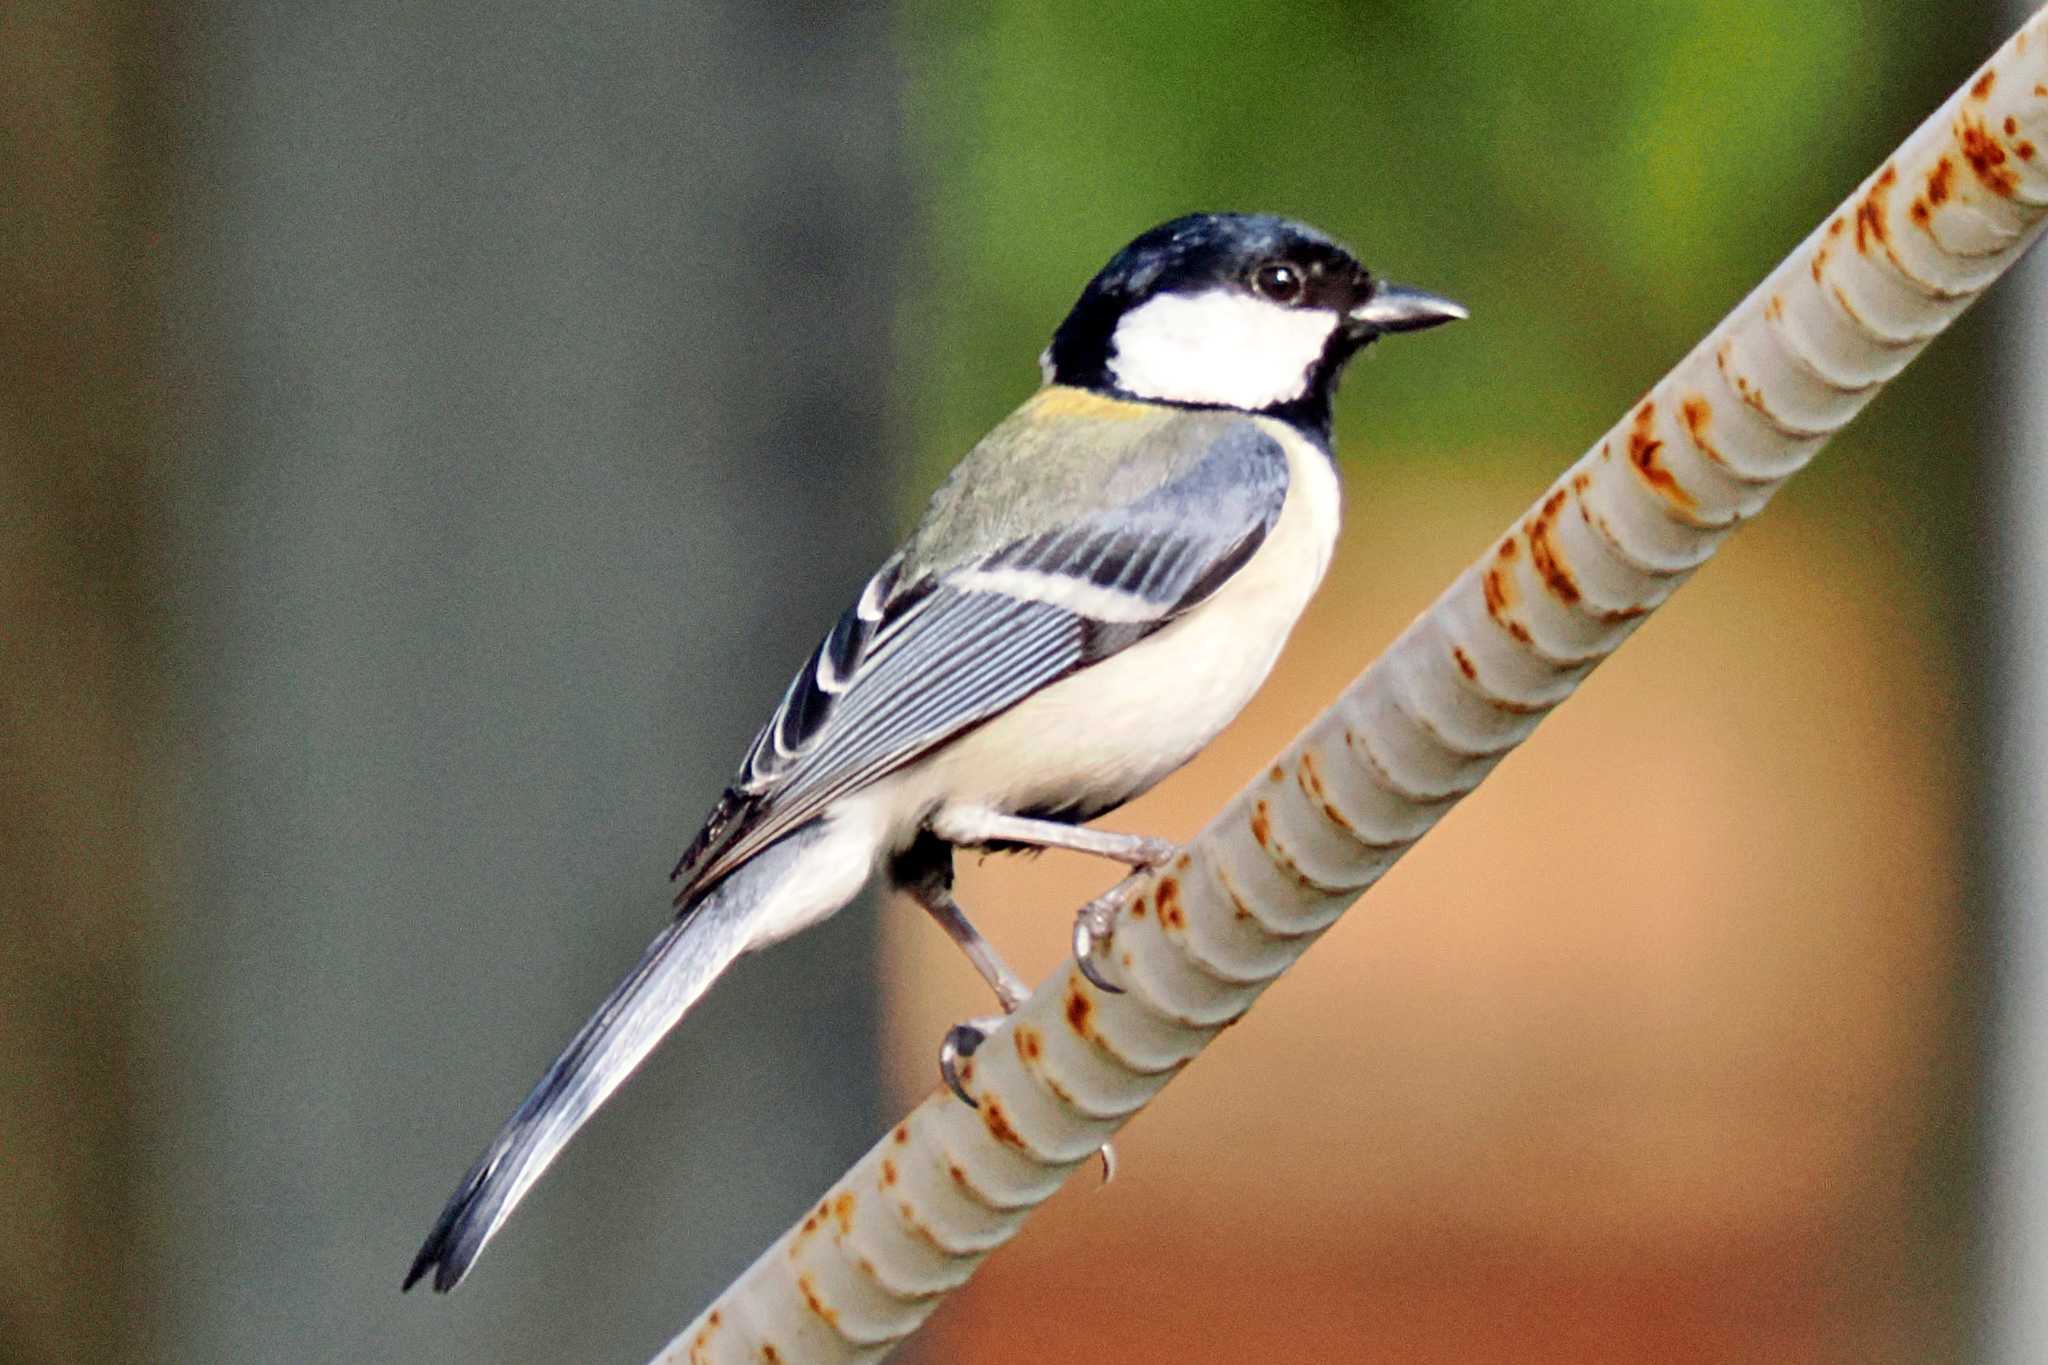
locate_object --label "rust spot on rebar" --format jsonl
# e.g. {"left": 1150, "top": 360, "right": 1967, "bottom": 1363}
{"left": 1218, "top": 866, "right": 1257, "bottom": 921}
{"left": 1297, "top": 749, "right": 1359, "bottom": 836}
{"left": 1525, "top": 518, "right": 1580, "bottom": 606}
{"left": 1680, "top": 395, "right": 1711, "bottom": 441}
{"left": 897, "top": 1199, "right": 936, "bottom": 1248}
{"left": 1677, "top": 392, "right": 1734, "bottom": 475}
{"left": 1812, "top": 217, "right": 1844, "bottom": 281}
{"left": 1973, "top": 68, "right": 1998, "bottom": 100}
{"left": 893, "top": 1124, "right": 910, "bottom": 1146}
{"left": 1482, "top": 557, "right": 1531, "bottom": 644}
{"left": 1015, "top": 1025, "right": 1042, "bottom": 1061}
{"left": 1717, "top": 339, "right": 1787, "bottom": 431}
{"left": 1065, "top": 982, "right": 1093, "bottom": 1036}
{"left": 981, "top": 1097, "right": 1024, "bottom": 1149}
{"left": 1250, "top": 800, "right": 1272, "bottom": 849}
{"left": 881, "top": 1157, "right": 898, "bottom": 1187}
{"left": 1959, "top": 111, "right": 2020, "bottom": 196}
{"left": 1451, "top": 645, "right": 1477, "bottom": 680}
{"left": 1157, "top": 874, "right": 1185, "bottom": 928}
{"left": 832, "top": 1192, "right": 855, "bottom": 1236}
{"left": 688, "top": 1308, "right": 725, "bottom": 1365}
{"left": 1481, "top": 563, "right": 1511, "bottom": 613}
{"left": 1520, "top": 487, "right": 1579, "bottom": 606}
{"left": 1928, "top": 156, "right": 1956, "bottom": 207}
{"left": 1625, "top": 400, "right": 1694, "bottom": 511}
{"left": 798, "top": 1270, "right": 839, "bottom": 1327}
{"left": 1855, "top": 165, "right": 1895, "bottom": 253}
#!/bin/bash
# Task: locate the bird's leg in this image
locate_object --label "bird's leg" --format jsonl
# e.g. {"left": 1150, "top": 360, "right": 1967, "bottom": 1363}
{"left": 900, "top": 857, "right": 1115, "bottom": 1182}
{"left": 927, "top": 807, "right": 1174, "bottom": 994}
{"left": 910, "top": 877, "right": 1032, "bottom": 1016}
{"left": 899, "top": 861, "right": 1032, "bottom": 1111}
{"left": 927, "top": 806, "right": 1178, "bottom": 870}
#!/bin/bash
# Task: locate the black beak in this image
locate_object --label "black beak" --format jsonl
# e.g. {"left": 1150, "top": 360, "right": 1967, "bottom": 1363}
{"left": 1347, "top": 281, "right": 1468, "bottom": 336}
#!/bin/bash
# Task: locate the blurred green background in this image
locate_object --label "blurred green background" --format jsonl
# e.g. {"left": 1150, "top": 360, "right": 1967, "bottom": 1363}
{"left": 0, "top": 2, "right": 2023, "bottom": 1362}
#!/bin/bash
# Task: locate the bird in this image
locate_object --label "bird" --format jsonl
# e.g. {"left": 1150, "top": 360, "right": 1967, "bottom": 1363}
{"left": 403, "top": 211, "right": 1465, "bottom": 1293}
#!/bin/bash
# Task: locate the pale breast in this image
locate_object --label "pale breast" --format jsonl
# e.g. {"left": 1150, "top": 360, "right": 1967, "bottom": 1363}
{"left": 879, "top": 416, "right": 1341, "bottom": 837}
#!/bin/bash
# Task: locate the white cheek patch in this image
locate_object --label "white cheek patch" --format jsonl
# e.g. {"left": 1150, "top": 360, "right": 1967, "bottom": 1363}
{"left": 1107, "top": 289, "right": 1338, "bottom": 410}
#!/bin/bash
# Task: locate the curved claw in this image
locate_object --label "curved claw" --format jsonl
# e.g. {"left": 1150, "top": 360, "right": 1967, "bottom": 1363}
{"left": 939, "top": 1017, "right": 998, "bottom": 1108}
{"left": 940, "top": 1019, "right": 1117, "bottom": 1183}
{"left": 1076, "top": 944, "right": 1122, "bottom": 995}
{"left": 1071, "top": 900, "right": 1124, "bottom": 995}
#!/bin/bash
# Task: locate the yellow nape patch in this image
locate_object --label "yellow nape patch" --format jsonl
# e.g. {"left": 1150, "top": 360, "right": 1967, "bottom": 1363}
{"left": 1022, "top": 385, "right": 1153, "bottom": 425}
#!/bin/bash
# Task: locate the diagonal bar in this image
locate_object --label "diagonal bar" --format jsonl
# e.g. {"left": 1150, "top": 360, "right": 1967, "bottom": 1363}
{"left": 658, "top": 11, "right": 2048, "bottom": 1363}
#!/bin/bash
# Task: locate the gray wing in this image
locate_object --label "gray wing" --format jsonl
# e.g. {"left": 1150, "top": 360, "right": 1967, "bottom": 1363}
{"left": 671, "top": 418, "right": 1292, "bottom": 899}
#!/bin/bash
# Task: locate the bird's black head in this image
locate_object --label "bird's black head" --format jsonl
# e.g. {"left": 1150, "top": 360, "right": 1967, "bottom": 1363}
{"left": 1043, "top": 212, "right": 1464, "bottom": 443}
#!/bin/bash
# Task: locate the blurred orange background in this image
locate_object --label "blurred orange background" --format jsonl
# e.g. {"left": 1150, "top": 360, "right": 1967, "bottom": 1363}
{"left": 892, "top": 467, "right": 1967, "bottom": 1362}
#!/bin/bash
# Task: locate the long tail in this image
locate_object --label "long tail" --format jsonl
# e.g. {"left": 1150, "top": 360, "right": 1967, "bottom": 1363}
{"left": 403, "top": 819, "right": 850, "bottom": 1292}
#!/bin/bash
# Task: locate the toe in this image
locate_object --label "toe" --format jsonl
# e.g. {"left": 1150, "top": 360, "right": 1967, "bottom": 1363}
{"left": 939, "top": 1016, "right": 1005, "bottom": 1108}
{"left": 1072, "top": 903, "right": 1125, "bottom": 995}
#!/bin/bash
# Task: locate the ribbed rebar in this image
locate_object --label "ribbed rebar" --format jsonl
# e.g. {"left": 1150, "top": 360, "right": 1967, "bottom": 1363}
{"left": 658, "top": 12, "right": 2048, "bottom": 1362}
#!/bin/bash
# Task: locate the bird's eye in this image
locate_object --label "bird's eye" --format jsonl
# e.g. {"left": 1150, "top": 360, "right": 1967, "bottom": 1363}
{"left": 1252, "top": 261, "right": 1304, "bottom": 304}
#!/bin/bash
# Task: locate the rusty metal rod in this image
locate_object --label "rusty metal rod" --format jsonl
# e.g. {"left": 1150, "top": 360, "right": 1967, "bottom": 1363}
{"left": 657, "top": 11, "right": 2048, "bottom": 1362}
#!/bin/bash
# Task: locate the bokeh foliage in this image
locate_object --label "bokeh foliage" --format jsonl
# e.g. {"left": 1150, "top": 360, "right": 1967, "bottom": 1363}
{"left": 897, "top": 1, "right": 1994, "bottom": 498}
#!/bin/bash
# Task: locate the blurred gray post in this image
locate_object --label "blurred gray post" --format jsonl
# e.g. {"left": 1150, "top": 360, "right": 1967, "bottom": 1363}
{"left": 1987, "top": 1, "right": 2048, "bottom": 1353}
{"left": 159, "top": 5, "right": 906, "bottom": 1363}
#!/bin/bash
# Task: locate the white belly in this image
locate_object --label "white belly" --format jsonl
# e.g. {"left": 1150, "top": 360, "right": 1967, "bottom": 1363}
{"left": 864, "top": 417, "right": 1340, "bottom": 843}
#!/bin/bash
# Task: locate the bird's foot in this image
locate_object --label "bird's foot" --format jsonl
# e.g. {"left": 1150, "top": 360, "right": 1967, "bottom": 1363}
{"left": 1072, "top": 888, "right": 1128, "bottom": 995}
{"left": 939, "top": 1014, "right": 1003, "bottom": 1108}
{"left": 1069, "top": 837, "right": 1176, "bottom": 992}
{"left": 938, "top": 1013, "right": 1118, "bottom": 1184}
{"left": 1124, "top": 834, "right": 1179, "bottom": 868}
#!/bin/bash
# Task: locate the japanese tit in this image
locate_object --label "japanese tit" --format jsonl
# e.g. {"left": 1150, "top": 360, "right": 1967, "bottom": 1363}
{"left": 406, "top": 211, "right": 1464, "bottom": 1292}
